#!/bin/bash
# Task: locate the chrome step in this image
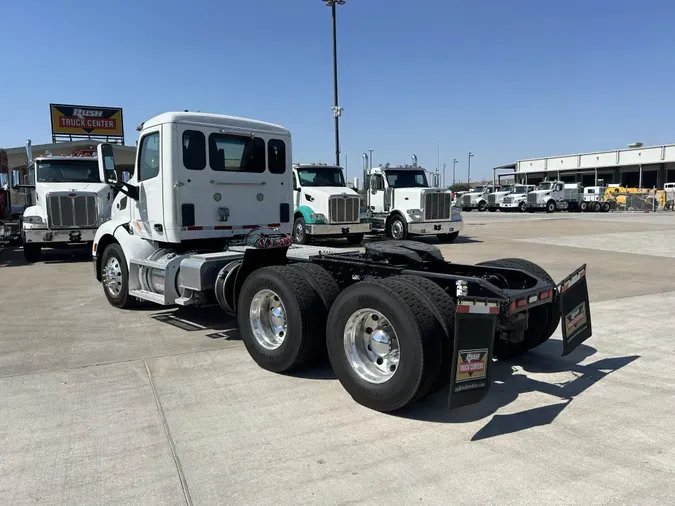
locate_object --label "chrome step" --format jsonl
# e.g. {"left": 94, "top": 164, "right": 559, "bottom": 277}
{"left": 130, "top": 258, "right": 167, "bottom": 269}
{"left": 129, "top": 289, "right": 166, "bottom": 305}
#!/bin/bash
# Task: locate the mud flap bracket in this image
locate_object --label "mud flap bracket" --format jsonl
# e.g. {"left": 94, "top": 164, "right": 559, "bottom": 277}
{"left": 448, "top": 297, "right": 502, "bottom": 410}
{"left": 557, "top": 263, "right": 593, "bottom": 357}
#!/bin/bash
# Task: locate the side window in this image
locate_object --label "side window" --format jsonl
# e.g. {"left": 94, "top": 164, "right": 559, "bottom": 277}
{"left": 182, "top": 130, "right": 206, "bottom": 170}
{"left": 209, "top": 133, "right": 265, "bottom": 173}
{"left": 371, "top": 174, "right": 384, "bottom": 190}
{"left": 268, "top": 139, "right": 286, "bottom": 174}
{"left": 138, "top": 132, "right": 160, "bottom": 182}
{"left": 556, "top": 183, "right": 563, "bottom": 191}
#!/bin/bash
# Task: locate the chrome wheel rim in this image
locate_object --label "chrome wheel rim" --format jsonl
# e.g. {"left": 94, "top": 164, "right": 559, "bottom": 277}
{"left": 249, "top": 289, "right": 287, "bottom": 350}
{"left": 390, "top": 220, "right": 404, "bottom": 239}
{"left": 103, "top": 256, "right": 123, "bottom": 296}
{"left": 344, "top": 308, "right": 400, "bottom": 384}
{"left": 294, "top": 222, "right": 304, "bottom": 242}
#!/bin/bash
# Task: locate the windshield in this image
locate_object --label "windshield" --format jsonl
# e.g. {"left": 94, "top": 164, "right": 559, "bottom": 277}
{"left": 384, "top": 170, "right": 428, "bottom": 188}
{"left": 512, "top": 185, "right": 529, "bottom": 193}
{"left": 536, "top": 182, "right": 553, "bottom": 190}
{"left": 499, "top": 185, "right": 513, "bottom": 192}
{"left": 296, "top": 166, "right": 345, "bottom": 187}
{"left": 469, "top": 186, "right": 485, "bottom": 193}
{"left": 36, "top": 159, "right": 100, "bottom": 183}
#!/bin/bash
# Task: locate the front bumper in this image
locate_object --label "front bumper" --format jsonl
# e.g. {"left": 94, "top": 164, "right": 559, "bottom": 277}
{"left": 305, "top": 222, "right": 371, "bottom": 236}
{"left": 23, "top": 228, "right": 96, "bottom": 244}
{"left": 500, "top": 202, "right": 524, "bottom": 209}
{"left": 408, "top": 219, "right": 463, "bottom": 235}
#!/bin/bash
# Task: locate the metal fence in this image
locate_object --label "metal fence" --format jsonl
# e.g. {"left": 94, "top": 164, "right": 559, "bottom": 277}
{"left": 604, "top": 189, "right": 675, "bottom": 212}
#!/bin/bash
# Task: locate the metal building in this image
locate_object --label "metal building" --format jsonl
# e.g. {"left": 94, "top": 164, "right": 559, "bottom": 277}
{"left": 495, "top": 143, "right": 675, "bottom": 189}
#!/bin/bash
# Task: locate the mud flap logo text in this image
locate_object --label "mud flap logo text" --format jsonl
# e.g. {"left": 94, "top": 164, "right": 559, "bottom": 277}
{"left": 456, "top": 348, "right": 488, "bottom": 383}
{"left": 565, "top": 301, "right": 587, "bottom": 339}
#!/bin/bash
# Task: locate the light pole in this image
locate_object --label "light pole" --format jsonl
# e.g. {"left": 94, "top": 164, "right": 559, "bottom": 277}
{"left": 452, "top": 158, "right": 458, "bottom": 186}
{"left": 467, "top": 152, "right": 474, "bottom": 186}
{"left": 322, "top": 0, "right": 345, "bottom": 167}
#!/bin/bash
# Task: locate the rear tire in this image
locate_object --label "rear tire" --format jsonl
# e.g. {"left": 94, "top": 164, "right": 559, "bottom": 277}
{"left": 601, "top": 201, "right": 610, "bottom": 212}
{"left": 326, "top": 280, "right": 441, "bottom": 412}
{"left": 592, "top": 201, "right": 601, "bottom": 212}
{"left": 580, "top": 201, "right": 588, "bottom": 212}
{"left": 437, "top": 231, "right": 459, "bottom": 243}
{"left": 477, "top": 258, "right": 561, "bottom": 358}
{"left": 238, "top": 265, "right": 325, "bottom": 373}
{"left": 23, "top": 243, "right": 42, "bottom": 263}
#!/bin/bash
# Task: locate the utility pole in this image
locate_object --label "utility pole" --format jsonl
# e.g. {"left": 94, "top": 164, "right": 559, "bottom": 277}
{"left": 452, "top": 158, "right": 458, "bottom": 186}
{"left": 468, "top": 152, "right": 474, "bottom": 186}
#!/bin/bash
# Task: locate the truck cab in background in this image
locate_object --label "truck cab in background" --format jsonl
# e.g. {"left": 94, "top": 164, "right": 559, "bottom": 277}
{"left": 486, "top": 184, "right": 514, "bottom": 212}
{"left": 526, "top": 180, "right": 582, "bottom": 213}
{"left": 460, "top": 185, "right": 497, "bottom": 212}
{"left": 364, "top": 160, "right": 462, "bottom": 243}
{"left": 499, "top": 184, "right": 534, "bottom": 212}
{"left": 581, "top": 186, "right": 610, "bottom": 212}
{"left": 291, "top": 163, "right": 370, "bottom": 245}
{"left": 17, "top": 142, "right": 116, "bottom": 262}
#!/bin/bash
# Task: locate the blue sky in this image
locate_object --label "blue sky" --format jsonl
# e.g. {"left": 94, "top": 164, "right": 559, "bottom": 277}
{"left": 2, "top": 0, "right": 675, "bottom": 182}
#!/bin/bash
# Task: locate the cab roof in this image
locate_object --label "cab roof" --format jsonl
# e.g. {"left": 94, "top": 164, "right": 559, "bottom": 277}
{"left": 140, "top": 112, "right": 290, "bottom": 136}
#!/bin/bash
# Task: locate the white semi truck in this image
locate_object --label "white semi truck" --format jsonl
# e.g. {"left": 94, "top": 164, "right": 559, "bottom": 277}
{"left": 486, "top": 184, "right": 514, "bottom": 212}
{"left": 526, "top": 180, "right": 583, "bottom": 213}
{"left": 361, "top": 155, "right": 463, "bottom": 242}
{"left": 499, "top": 184, "right": 535, "bottom": 212}
{"left": 15, "top": 141, "right": 116, "bottom": 262}
{"left": 291, "top": 163, "right": 370, "bottom": 245}
{"left": 91, "top": 111, "right": 594, "bottom": 413}
{"left": 580, "top": 186, "right": 611, "bottom": 212}
{"left": 459, "top": 185, "right": 497, "bottom": 212}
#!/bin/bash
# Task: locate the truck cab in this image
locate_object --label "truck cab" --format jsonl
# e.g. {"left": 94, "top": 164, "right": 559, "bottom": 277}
{"left": 581, "top": 186, "right": 610, "bottom": 212}
{"left": 18, "top": 145, "right": 116, "bottom": 262}
{"left": 500, "top": 184, "right": 535, "bottom": 212}
{"left": 486, "top": 184, "right": 514, "bottom": 212}
{"left": 526, "top": 180, "right": 582, "bottom": 213}
{"left": 460, "top": 185, "right": 496, "bottom": 212}
{"left": 366, "top": 163, "right": 462, "bottom": 242}
{"left": 291, "top": 163, "right": 370, "bottom": 245}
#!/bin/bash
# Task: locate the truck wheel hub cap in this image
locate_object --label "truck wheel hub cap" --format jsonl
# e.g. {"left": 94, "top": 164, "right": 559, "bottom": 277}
{"left": 391, "top": 221, "right": 404, "bottom": 239}
{"left": 103, "top": 257, "right": 123, "bottom": 296}
{"left": 344, "top": 308, "right": 400, "bottom": 384}
{"left": 249, "top": 289, "right": 287, "bottom": 350}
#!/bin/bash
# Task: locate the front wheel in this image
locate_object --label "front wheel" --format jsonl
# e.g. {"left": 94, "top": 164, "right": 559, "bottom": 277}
{"left": 292, "top": 216, "right": 310, "bottom": 245}
{"left": 100, "top": 243, "right": 135, "bottom": 309}
{"left": 23, "top": 243, "right": 42, "bottom": 263}
{"left": 386, "top": 215, "right": 408, "bottom": 240}
{"left": 437, "top": 231, "right": 459, "bottom": 243}
{"left": 546, "top": 200, "right": 557, "bottom": 213}
{"left": 518, "top": 201, "right": 527, "bottom": 213}
{"left": 346, "top": 233, "right": 364, "bottom": 245}
{"left": 477, "top": 201, "right": 487, "bottom": 212}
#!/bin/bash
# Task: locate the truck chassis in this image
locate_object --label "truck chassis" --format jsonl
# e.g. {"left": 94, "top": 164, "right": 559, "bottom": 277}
{"left": 95, "top": 238, "right": 592, "bottom": 413}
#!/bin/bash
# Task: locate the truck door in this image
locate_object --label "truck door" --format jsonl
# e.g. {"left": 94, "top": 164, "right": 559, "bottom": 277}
{"left": 369, "top": 173, "right": 386, "bottom": 212}
{"left": 133, "top": 127, "right": 164, "bottom": 240}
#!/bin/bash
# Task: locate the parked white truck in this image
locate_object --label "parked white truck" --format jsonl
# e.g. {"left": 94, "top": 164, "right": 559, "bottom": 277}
{"left": 486, "top": 184, "right": 514, "bottom": 212}
{"left": 91, "top": 111, "right": 594, "bottom": 414}
{"left": 291, "top": 163, "right": 370, "bottom": 245}
{"left": 499, "top": 184, "right": 534, "bottom": 212}
{"left": 15, "top": 141, "right": 116, "bottom": 262}
{"left": 580, "top": 186, "right": 610, "bottom": 212}
{"left": 526, "top": 180, "right": 583, "bottom": 213}
{"left": 361, "top": 155, "right": 462, "bottom": 242}
{"left": 459, "top": 185, "right": 497, "bottom": 212}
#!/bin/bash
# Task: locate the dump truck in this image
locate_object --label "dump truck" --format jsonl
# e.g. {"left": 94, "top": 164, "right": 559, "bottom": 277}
{"left": 92, "top": 111, "right": 594, "bottom": 413}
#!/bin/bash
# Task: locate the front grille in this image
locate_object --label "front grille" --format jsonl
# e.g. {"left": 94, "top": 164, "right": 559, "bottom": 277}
{"left": 488, "top": 194, "right": 497, "bottom": 204}
{"left": 329, "top": 195, "right": 360, "bottom": 223}
{"left": 461, "top": 194, "right": 472, "bottom": 206}
{"left": 503, "top": 196, "right": 513, "bottom": 204}
{"left": 424, "top": 192, "right": 452, "bottom": 220}
{"left": 527, "top": 193, "right": 538, "bottom": 204}
{"left": 48, "top": 194, "right": 98, "bottom": 229}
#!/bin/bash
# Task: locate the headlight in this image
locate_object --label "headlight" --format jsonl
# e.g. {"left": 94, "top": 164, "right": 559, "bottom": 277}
{"left": 451, "top": 206, "right": 461, "bottom": 214}
{"left": 24, "top": 216, "right": 44, "bottom": 224}
{"left": 310, "top": 213, "right": 326, "bottom": 222}
{"left": 406, "top": 209, "right": 422, "bottom": 217}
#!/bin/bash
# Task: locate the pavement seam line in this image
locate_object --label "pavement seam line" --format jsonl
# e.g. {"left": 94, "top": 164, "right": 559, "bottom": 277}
{"left": 144, "top": 360, "right": 194, "bottom": 506}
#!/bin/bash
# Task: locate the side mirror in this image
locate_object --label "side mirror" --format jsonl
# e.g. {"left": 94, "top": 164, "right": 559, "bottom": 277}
{"left": 97, "top": 143, "right": 117, "bottom": 183}
{"left": 11, "top": 170, "right": 21, "bottom": 189}
{"left": 122, "top": 171, "right": 131, "bottom": 183}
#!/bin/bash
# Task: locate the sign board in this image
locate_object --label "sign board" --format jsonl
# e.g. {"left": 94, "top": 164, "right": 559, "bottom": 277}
{"left": 50, "top": 103, "right": 124, "bottom": 142}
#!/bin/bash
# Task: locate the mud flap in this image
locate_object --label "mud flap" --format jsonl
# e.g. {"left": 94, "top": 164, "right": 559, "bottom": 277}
{"left": 448, "top": 298, "right": 501, "bottom": 410}
{"left": 557, "top": 264, "right": 593, "bottom": 356}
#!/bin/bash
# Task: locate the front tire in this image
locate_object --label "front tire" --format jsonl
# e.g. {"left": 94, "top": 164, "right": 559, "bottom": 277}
{"left": 23, "top": 243, "right": 42, "bottom": 263}
{"left": 518, "top": 201, "right": 527, "bottom": 212}
{"left": 238, "top": 265, "right": 326, "bottom": 373}
{"left": 100, "top": 243, "right": 135, "bottom": 309}
{"left": 546, "top": 200, "right": 557, "bottom": 213}
{"left": 386, "top": 214, "right": 408, "bottom": 240}
{"left": 478, "top": 201, "right": 487, "bottom": 212}
{"left": 326, "top": 280, "right": 442, "bottom": 412}
{"left": 292, "top": 216, "right": 310, "bottom": 245}
{"left": 437, "top": 231, "right": 459, "bottom": 243}
{"left": 346, "top": 233, "right": 364, "bottom": 245}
